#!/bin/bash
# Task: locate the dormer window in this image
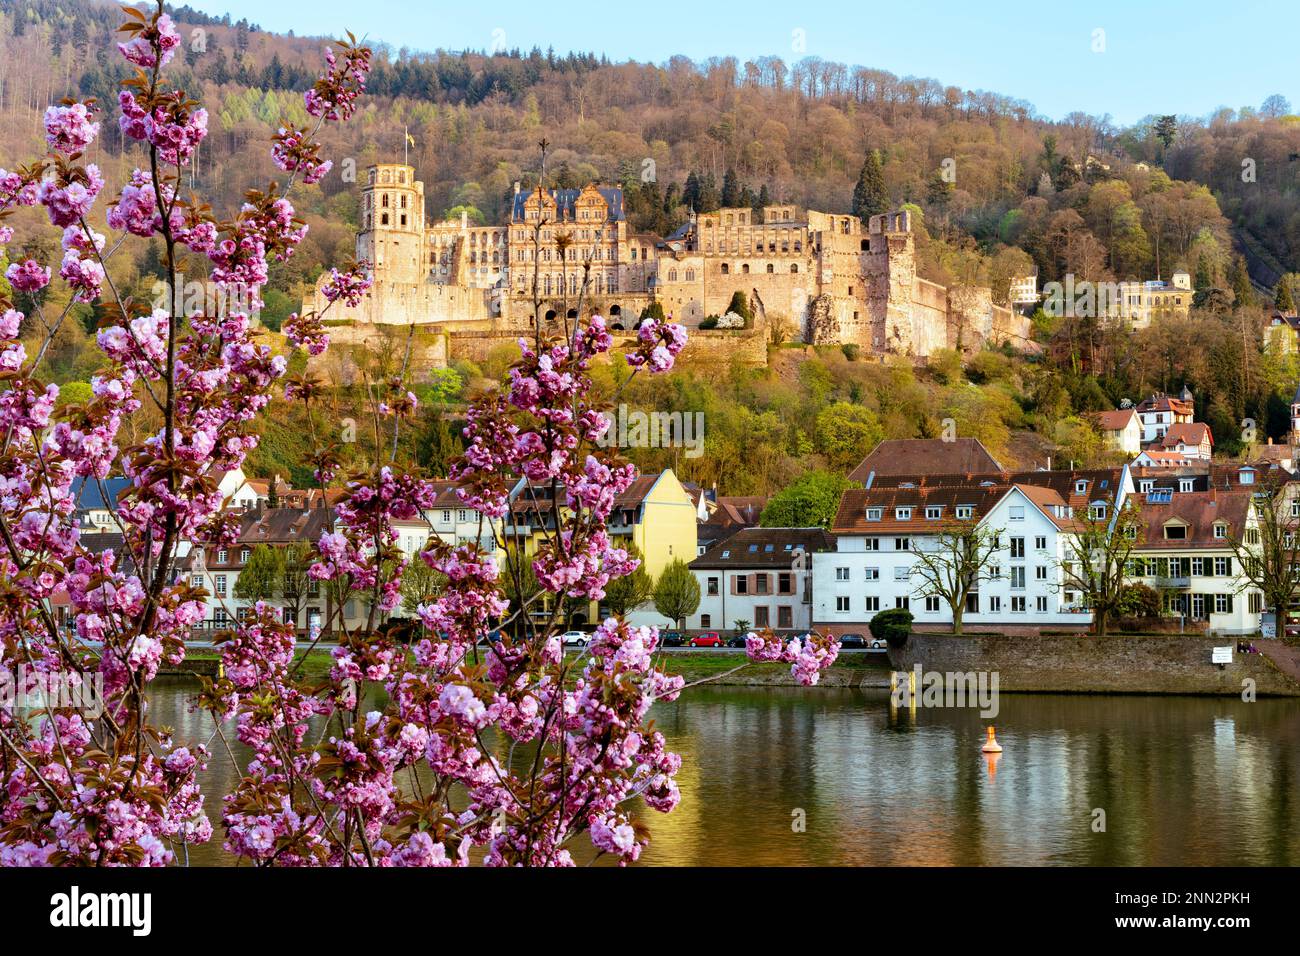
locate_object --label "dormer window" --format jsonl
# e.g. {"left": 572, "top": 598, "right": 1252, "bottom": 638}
{"left": 866, "top": 508, "right": 882, "bottom": 521}
{"left": 1163, "top": 522, "right": 1187, "bottom": 540}
{"left": 925, "top": 506, "right": 942, "bottom": 520}
{"left": 1240, "top": 468, "right": 1256, "bottom": 485}
{"left": 956, "top": 505, "right": 974, "bottom": 520}
{"left": 1089, "top": 504, "right": 1107, "bottom": 521}
{"left": 1139, "top": 480, "right": 1154, "bottom": 493}
{"left": 896, "top": 507, "right": 912, "bottom": 520}
{"left": 1075, "top": 480, "right": 1088, "bottom": 495}
{"left": 1213, "top": 523, "right": 1227, "bottom": 539}
{"left": 1179, "top": 479, "right": 1194, "bottom": 493}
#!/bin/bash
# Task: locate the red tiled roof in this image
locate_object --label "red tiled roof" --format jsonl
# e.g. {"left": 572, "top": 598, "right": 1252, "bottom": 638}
{"left": 1152, "top": 423, "right": 1213, "bottom": 449}
{"left": 1133, "top": 489, "right": 1250, "bottom": 549}
{"left": 847, "top": 438, "right": 1003, "bottom": 484}
{"left": 1094, "top": 408, "right": 1136, "bottom": 431}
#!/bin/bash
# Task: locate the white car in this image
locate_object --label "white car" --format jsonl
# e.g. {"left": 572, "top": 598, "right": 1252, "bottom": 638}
{"left": 561, "top": 630, "right": 589, "bottom": 647}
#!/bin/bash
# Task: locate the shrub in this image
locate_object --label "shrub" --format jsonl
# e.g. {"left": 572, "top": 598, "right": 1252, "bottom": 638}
{"left": 699, "top": 315, "right": 719, "bottom": 329}
{"left": 842, "top": 343, "right": 860, "bottom": 361}
{"left": 1117, "top": 582, "right": 1161, "bottom": 618}
{"left": 869, "top": 608, "right": 914, "bottom": 646}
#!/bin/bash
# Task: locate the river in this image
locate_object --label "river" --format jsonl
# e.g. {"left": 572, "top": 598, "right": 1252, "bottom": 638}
{"left": 147, "top": 678, "right": 1300, "bottom": 866}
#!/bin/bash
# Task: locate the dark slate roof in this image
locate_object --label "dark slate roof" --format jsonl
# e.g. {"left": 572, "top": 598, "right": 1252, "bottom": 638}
{"left": 690, "top": 527, "right": 834, "bottom": 570}
{"left": 71, "top": 476, "right": 132, "bottom": 511}
{"left": 847, "top": 438, "right": 1004, "bottom": 484}
{"left": 510, "top": 186, "right": 625, "bottom": 222}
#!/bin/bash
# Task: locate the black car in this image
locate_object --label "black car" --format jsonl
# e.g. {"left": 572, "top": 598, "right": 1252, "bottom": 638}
{"left": 726, "top": 633, "right": 748, "bottom": 648}
{"left": 839, "top": 632, "right": 868, "bottom": 649}
{"left": 660, "top": 630, "right": 685, "bottom": 647}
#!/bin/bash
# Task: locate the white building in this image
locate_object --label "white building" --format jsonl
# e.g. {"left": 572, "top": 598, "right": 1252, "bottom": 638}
{"left": 813, "top": 481, "right": 1107, "bottom": 633}
{"left": 1134, "top": 388, "right": 1195, "bottom": 443}
{"left": 688, "top": 528, "right": 834, "bottom": 633}
{"left": 1127, "top": 486, "right": 1262, "bottom": 634}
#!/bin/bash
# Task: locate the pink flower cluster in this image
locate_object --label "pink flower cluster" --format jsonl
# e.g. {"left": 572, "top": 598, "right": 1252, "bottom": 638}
{"left": 43, "top": 101, "right": 100, "bottom": 155}
{"left": 744, "top": 630, "right": 842, "bottom": 686}
{"left": 626, "top": 315, "right": 688, "bottom": 373}
{"left": 5, "top": 259, "right": 51, "bottom": 293}
{"left": 271, "top": 125, "right": 332, "bottom": 184}
{"left": 118, "top": 90, "right": 208, "bottom": 167}
{"left": 117, "top": 11, "right": 181, "bottom": 68}
{"left": 37, "top": 164, "right": 105, "bottom": 228}
{"left": 303, "top": 40, "right": 372, "bottom": 122}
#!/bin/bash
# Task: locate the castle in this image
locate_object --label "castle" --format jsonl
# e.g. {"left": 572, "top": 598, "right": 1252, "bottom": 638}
{"left": 306, "top": 162, "right": 1033, "bottom": 359}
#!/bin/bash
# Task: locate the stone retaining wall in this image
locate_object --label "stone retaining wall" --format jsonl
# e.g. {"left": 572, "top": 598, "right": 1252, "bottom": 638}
{"left": 887, "top": 632, "right": 1300, "bottom": 696}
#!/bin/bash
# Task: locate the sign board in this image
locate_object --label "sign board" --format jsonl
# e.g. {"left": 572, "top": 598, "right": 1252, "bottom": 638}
{"left": 1261, "top": 623, "right": 1277, "bottom": 639}
{"left": 1211, "top": 646, "right": 1233, "bottom": 665}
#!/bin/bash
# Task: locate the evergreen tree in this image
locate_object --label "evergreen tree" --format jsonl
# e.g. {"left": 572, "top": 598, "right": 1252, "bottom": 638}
{"left": 721, "top": 168, "right": 740, "bottom": 207}
{"left": 1194, "top": 256, "right": 1214, "bottom": 292}
{"left": 756, "top": 183, "right": 771, "bottom": 215}
{"left": 725, "top": 290, "right": 751, "bottom": 321}
{"left": 852, "top": 151, "right": 887, "bottom": 223}
{"left": 1230, "top": 257, "right": 1253, "bottom": 309}
{"left": 682, "top": 172, "right": 700, "bottom": 211}
{"left": 698, "top": 172, "right": 720, "bottom": 212}
{"left": 1277, "top": 280, "right": 1295, "bottom": 314}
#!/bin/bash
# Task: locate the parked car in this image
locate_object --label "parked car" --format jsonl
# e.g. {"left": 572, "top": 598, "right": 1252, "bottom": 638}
{"left": 660, "top": 630, "right": 685, "bottom": 647}
{"left": 870, "top": 636, "right": 888, "bottom": 649}
{"left": 726, "top": 633, "right": 748, "bottom": 648}
{"left": 688, "top": 632, "right": 724, "bottom": 648}
{"left": 839, "top": 632, "right": 867, "bottom": 649}
{"left": 561, "top": 630, "right": 589, "bottom": 647}
{"left": 476, "top": 629, "right": 505, "bottom": 646}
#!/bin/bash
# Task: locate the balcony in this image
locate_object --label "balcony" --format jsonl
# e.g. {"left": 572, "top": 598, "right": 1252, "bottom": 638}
{"left": 1156, "top": 576, "right": 1191, "bottom": 590}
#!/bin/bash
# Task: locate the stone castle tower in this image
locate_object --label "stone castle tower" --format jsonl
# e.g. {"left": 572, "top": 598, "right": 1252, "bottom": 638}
{"left": 358, "top": 163, "right": 426, "bottom": 286}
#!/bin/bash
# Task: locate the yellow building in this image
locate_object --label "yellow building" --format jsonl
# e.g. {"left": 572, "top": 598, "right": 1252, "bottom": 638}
{"left": 504, "top": 469, "right": 698, "bottom": 628}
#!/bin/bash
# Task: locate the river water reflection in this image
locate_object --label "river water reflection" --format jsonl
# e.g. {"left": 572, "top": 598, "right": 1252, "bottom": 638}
{"left": 148, "top": 678, "right": 1300, "bottom": 866}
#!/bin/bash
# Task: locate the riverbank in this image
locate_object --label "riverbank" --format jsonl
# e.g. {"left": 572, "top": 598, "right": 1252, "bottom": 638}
{"left": 888, "top": 632, "right": 1300, "bottom": 696}
{"left": 164, "top": 649, "right": 896, "bottom": 688}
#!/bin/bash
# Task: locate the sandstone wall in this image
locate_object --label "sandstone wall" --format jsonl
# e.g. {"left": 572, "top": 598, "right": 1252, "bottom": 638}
{"left": 887, "top": 632, "right": 1300, "bottom": 696}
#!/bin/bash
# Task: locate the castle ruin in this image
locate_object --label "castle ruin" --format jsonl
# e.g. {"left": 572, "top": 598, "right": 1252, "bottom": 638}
{"left": 305, "top": 162, "right": 1033, "bottom": 360}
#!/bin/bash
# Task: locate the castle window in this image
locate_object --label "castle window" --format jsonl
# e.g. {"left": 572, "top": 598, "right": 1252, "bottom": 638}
{"left": 400, "top": 215, "right": 407, "bottom": 226}
{"left": 685, "top": 270, "right": 694, "bottom": 282}
{"left": 766, "top": 264, "right": 774, "bottom": 273}
{"left": 382, "top": 194, "right": 389, "bottom": 207}
{"left": 381, "top": 214, "right": 389, "bottom": 226}
{"left": 721, "top": 263, "right": 729, "bottom": 275}
{"left": 791, "top": 264, "right": 799, "bottom": 273}
{"left": 401, "top": 196, "right": 407, "bottom": 209}
{"left": 742, "top": 264, "right": 750, "bottom": 274}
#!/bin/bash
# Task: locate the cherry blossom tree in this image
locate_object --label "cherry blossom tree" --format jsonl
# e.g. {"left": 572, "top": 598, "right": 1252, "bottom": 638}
{"left": 0, "top": 2, "right": 838, "bottom": 869}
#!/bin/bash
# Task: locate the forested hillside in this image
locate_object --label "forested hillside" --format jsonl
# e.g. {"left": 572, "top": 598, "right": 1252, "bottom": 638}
{"left": 3, "top": 0, "right": 1300, "bottom": 493}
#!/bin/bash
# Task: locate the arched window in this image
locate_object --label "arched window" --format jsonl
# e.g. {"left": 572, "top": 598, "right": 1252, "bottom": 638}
{"left": 382, "top": 194, "right": 389, "bottom": 208}
{"left": 766, "top": 263, "right": 774, "bottom": 273}
{"left": 742, "top": 264, "right": 750, "bottom": 274}
{"left": 791, "top": 264, "right": 799, "bottom": 273}
{"left": 721, "top": 263, "right": 729, "bottom": 275}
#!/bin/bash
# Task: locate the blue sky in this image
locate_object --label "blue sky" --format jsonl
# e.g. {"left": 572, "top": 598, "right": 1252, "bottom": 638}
{"left": 187, "top": 0, "right": 1296, "bottom": 125}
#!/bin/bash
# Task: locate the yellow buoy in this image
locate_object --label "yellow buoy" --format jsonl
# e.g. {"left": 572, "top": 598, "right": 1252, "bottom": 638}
{"left": 981, "top": 726, "right": 1003, "bottom": 753}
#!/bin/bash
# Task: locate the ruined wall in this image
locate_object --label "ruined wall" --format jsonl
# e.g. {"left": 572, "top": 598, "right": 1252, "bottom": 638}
{"left": 448, "top": 322, "right": 768, "bottom": 367}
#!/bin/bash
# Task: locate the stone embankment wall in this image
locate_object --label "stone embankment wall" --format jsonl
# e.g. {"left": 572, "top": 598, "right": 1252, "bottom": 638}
{"left": 887, "top": 632, "right": 1300, "bottom": 696}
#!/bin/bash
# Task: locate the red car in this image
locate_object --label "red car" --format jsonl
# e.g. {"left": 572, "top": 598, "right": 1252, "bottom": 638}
{"left": 688, "top": 632, "right": 724, "bottom": 648}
